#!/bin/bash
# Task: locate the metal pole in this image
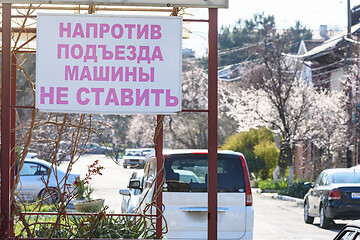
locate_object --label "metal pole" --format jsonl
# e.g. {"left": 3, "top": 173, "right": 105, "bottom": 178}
{"left": 347, "top": 0, "right": 352, "bottom": 60}
{"left": 10, "top": 53, "right": 17, "bottom": 237}
{"left": 357, "top": 140, "right": 359, "bottom": 165}
{"left": 1, "top": 3, "right": 12, "bottom": 238}
{"left": 155, "top": 115, "right": 164, "bottom": 239}
{"left": 348, "top": 0, "right": 356, "bottom": 166}
{"left": 348, "top": 0, "right": 352, "bottom": 36}
{"left": 208, "top": 8, "right": 218, "bottom": 240}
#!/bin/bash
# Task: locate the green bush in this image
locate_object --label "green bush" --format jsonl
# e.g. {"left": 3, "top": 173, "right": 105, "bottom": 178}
{"left": 257, "top": 178, "right": 288, "bottom": 191}
{"left": 221, "top": 127, "right": 279, "bottom": 179}
{"left": 74, "top": 177, "right": 94, "bottom": 200}
{"left": 254, "top": 140, "right": 279, "bottom": 179}
{"left": 16, "top": 209, "right": 156, "bottom": 238}
{"left": 34, "top": 215, "right": 155, "bottom": 239}
{"left": 20, "top": 203, "right": 57, "bottom": 212}
{"left": 279, "top": 180, "right": 311, "bottom": 199}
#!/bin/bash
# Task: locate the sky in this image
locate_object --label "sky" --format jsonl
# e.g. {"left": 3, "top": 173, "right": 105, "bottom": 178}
{"left": 183, "top": 0, "right": 360, "bottom": 57}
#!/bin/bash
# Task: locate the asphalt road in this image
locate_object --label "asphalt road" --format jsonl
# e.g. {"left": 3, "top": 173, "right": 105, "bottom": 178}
{"left": 253, "top": 192, "right": 347, "bottom": 240}
{"left": 61, "top": 154, "right": 349, "bottom": 239}
{"left": 60, "top": 153, "right": 134, "bottom": 213}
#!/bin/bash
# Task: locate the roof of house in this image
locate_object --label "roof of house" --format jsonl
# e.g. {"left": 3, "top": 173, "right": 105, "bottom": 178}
{"left": 302, "top": 39, "right": 325, "bottom": 52}
{"left": 300, "top": 22, "right": 360, "bottom": 61}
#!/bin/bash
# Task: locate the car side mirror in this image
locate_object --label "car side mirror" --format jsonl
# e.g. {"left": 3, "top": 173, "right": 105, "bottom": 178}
{"left": 128, "top": 179, "right": 141, "bottom": 189}
{"left": 119, "top": 189, "right": 131, "bottom": 196}
{"left": 304, "top": 182, "right": 313, "bottom": 188}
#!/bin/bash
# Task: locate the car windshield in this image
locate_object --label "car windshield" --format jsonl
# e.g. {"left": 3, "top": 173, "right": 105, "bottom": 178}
{"left": 332, "top": 172, "right": 360, "bottom": 183}
{"left": 164, "top": 154, "right": 245, "bottom": 193}
{"left": 125, "top": 150, "right": 142, "bottom": 156}
{"left": 142, "top": 149, "right": 153, "bottom": 154}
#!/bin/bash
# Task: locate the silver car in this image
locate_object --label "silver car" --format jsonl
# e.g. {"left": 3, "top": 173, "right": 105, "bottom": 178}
{"left": 16, "top": 158, "right": 79, "bottom": 203}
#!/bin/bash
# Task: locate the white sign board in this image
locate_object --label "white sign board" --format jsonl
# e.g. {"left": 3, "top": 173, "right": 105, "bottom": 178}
{"left": 0, "top": 0, "right": 228, "bottom": 8}
{"left": 36, "top": 13, "right": 182, "bottom": 114}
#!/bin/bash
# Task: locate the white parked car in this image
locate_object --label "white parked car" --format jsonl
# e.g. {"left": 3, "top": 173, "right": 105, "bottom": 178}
{"left": 16, "top": 158, "right": 79, "bottom": 203}
{"left": 122, "top": 148, "right": 153, "bottom": 168}
{"left": 119, "top": 149, "right": 254, "bottom": 239}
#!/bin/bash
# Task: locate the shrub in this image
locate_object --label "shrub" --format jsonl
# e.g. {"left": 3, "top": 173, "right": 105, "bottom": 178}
{"left": 221, "top": 127, "right": 278, "bottom": 178}
{"left": 16, "top": 207, "right": 156, "bottom": 238}
{"left": 257, "top": 178, "right": 288, "bottom": 191}
{"left": 74, "top": 177, "right": 94, "bottom": 200}
{"left": 254, "top": 140, "right": 279, "bottom": 179}
{"left": 20, "top": 203, "right": 57, "bottom": 212}
{"left": 279, "top": 180, "right": 312, "bottom": 199}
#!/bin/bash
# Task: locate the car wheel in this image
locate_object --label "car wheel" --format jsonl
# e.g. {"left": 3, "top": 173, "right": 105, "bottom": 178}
{"left": 304, "top": 201, "right": 314, "bottom": 224}
{"left": 123, "top": 164, "right": 127, "bottom": 168}
{"left": 39, "top": 188, "right": 60, "bottom": 204}
{"left": 319, "top": 205, "right": 331, "bottom": 229}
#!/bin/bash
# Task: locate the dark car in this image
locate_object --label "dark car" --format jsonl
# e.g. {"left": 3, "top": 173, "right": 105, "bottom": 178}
{"left": 304, "top": 168, "right": 360, "bottom": 228}
{"left": 81, "top": 142, "right": 107, "bottom": 154}
{"left": 333, "top": 220, "right": 360, "bottom": 240}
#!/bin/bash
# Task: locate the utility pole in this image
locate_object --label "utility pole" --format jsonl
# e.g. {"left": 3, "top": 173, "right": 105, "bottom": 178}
{"left": 348, "top": 0, "right": 358, "bottom": 166}
{"left": 348, "top": 0, "right": 352, "bottom": 36}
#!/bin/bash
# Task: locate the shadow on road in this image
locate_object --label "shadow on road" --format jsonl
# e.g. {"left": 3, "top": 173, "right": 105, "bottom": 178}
{"left": 312, "top": 223, "right": 346, "bottom": 233}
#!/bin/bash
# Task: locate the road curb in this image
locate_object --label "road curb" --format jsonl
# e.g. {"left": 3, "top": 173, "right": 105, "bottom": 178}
{"left": 253, "top": 188, "right": 304, "bottom": 205}
{"left": 272, "top": 194, "right": 304, "bottom": 205}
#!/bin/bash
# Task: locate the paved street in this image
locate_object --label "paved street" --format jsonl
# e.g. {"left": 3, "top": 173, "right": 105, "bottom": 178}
{"left": 61, "top": 154, "right": 349, "bottom": 239}
{"left": 254, "top": 193, "right": 347, "bottom": 240}
{"left": 60, "top": 153, "right": 134, "bottom": 213}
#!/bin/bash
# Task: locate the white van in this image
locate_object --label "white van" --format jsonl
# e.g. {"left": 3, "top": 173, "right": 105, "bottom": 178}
{"left": 120, "top": 149, "right": 254, "bottom": 239}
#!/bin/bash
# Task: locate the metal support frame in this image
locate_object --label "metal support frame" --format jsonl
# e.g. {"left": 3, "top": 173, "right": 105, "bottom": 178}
{"left": 155, "top": 115, "right": 164, "bottom": 238}
{"left": 1, "top": 3, "right": 12, "bottom": 239}
{"left": 10, "top": 51, "right": 17, "bottom": 238}
{"left": 0, "top": 5, "right": 219, "bottom": 240}
{"left": 208, "top": 8, "right": 218, "bottom": 240}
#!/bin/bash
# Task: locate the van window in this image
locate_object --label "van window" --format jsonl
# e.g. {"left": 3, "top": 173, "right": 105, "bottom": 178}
{"left": 164, "top": 154, "right": 245, "bottom": 193}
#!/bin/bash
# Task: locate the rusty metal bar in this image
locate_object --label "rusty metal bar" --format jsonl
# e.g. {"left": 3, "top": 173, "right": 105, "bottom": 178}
{"left": 9, "top": 50, "right": 37, "bottom": 54}
{"left": 7, "top": 5, "right": 172, "bottom": 12}
{"left": 20, "top": 212, "right": 156, "bottom": 217}
{"left": 1, "top": 3, "right": 12, "bottom": 239}
{"left": 10, "top": 53, "right": 17, "bottom": 238}
{"left": 155, "top": 115, "right": 164, "bottom": 239}
{"left": 183, "top": 18, "right": 209, "bottom": 22}
{"left": 208, "top": 8, "right": 218, "bottom": 240}
{"left": 0, "top": 27, "right": 37, "bottom": 33}
{"left": 11, "top": 15, "right": 37, "bottom": 18}
{"left": 182, "top": 109, "right": 209, "bottom": 112}
{"left": 10, "top": 105, "right": 35, "bottom": 109}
